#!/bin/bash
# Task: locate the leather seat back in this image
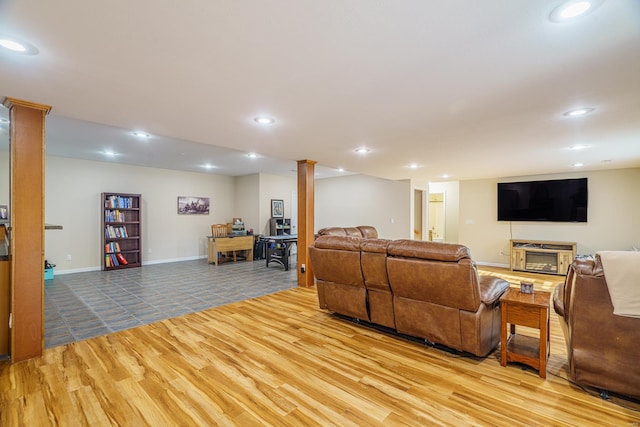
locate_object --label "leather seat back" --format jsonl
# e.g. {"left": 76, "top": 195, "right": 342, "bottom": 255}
{"left": 387, "top": 240, "right": 480, "bottom": 312}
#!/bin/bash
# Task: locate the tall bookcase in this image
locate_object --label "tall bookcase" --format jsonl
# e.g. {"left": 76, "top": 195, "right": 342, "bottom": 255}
{"left": 102, "top": 192, "right": 142, "bottom": 270}
{"left": 269, "top": 218, "right": 291, "bottom": 236}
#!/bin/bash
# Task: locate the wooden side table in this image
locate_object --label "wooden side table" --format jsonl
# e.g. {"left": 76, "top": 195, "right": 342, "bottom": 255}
{"left": 500, "top": 288, "right": 551, "bottom": 378}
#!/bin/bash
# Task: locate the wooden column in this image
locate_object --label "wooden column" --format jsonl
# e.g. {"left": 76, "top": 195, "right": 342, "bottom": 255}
{"left": 3, "top": 97, "right": 51, "bottom": 362}
{"left": 296, "top": 160, "right": 316, "bottom": 287}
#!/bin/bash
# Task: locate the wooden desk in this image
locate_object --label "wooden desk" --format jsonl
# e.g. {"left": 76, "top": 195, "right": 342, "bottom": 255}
{"left": 500, "top": 288, "right": 551, "bottom": 378}
{"left": 207, "top": 235, "right": 254, "bottom": 266}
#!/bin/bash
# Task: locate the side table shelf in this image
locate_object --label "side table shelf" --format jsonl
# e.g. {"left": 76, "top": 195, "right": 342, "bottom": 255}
{"left": 500, "top": 288, "right": 550, "bottom": 378}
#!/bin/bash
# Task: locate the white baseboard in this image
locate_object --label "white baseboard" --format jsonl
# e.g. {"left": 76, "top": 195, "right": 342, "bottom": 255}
{"left": 55, "top": 266, "right": 102, "bottom": 275}
{"left": 143, "top": 255, "right": 207, "bottom": 265}
{"left": 475, "top": 261, "right": 510, "bottom": 269}
{"left": 55, "top": 255, "right": 208, "bottom": 275}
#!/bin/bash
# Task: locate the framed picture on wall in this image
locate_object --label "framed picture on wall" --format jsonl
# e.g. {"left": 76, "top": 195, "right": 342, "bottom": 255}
{"left": 177, "top": 196, "right": 210, "bottom": 215}
{"left": 271, "top": 199, "right": 284, "bottom": 218}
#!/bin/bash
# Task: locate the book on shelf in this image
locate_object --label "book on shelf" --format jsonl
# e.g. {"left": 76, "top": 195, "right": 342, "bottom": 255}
{"left": 105, "top": 195, "right": 134, "bottom": 209}
{"left": 105, "top": 242, "right": 121, "bottom": 253}
{"left": 116, "top": 253, "right": 129, "bottom": 265}
{"left": 105, "top": 225, "right": 129, "bottom": 239}
{"left": 105, "top": 209, "right": 126, "bottom": 222}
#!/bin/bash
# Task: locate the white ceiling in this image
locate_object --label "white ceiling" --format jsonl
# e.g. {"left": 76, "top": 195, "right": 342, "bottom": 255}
{"left": 1, "top": 0, "right": 639, "bottom": 182}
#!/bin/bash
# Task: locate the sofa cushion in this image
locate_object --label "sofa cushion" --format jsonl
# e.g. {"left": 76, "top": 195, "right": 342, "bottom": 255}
{"left": 313, "top": 235, "right": 362, "bottom": 251}
{"left": 387, "top": 240, "right": 470, "bottom": 262}
{"left": 317, "top": 226, "right": 378, "bottom": 239}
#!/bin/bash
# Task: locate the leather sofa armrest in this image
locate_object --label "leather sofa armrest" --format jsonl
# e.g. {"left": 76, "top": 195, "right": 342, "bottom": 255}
{"left": 478, "top": 276, "right": 510, "bottom": 305}
{"left": 553, "top": 282, "right": 565, "bottom": 318}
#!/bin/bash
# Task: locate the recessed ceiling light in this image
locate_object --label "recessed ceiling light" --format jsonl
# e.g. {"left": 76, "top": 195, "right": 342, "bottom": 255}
{"left": 407, "top": 163, "right": 420, "bottom": 169}
{"left": 563, "top": 107, "right": 595, "bottom": 117}
{"left": 202, "top": 164, "right": 216, "bottom": 169}
{"left": 254, "top": 116, "right": 275, "bottom": 125}
{"left": 550, "top": 0, "right": 603, "bottom": 22}
{"left": 103, "top": 150, "right": 117, "bottom": 157}
{"left": 247, "top": 152, "right": 259, "bottom": 158}
{"left": 442, "top": 174, "right": 449, "bottom": 179}
{"left": 568, "top": 144, "right": 590, "bottom": 150}
{"left": 338, "top": 168, "right": 345, "bottom": 172}
{"left": 132, "top": 131, "right": 150, "bottom": 138}
{"left": 0, "top": 36, "right": 39, "bottom": 55}
{"left": 572, "top": 162, "right": 584, "bottom": 167}
{"left": 355, "top": 147, "right": 370, "bottom": 154}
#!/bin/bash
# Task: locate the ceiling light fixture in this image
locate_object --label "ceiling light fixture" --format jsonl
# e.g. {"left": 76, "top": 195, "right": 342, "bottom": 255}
{"left": 549, "top": 0, "right": 603, "bottom": 22}
{"left": 202, "top": 164, "right": 216, "bottom": 169}
{"left": 132, "top": 131, "right": 150, "bottom": 138}
{"left": 568, "top": 144, "right": 590, "bottom": 150}
{"left": 563, "top": 107, "right": 594, "bottom": 117}
{"left": 407, "top": 163, "right": 420, "bottom": 169}
{"left": 103, "top": 150, "right": 117, "bottom": 157}
{"left": 247, "top": 152, "right": 259, "bottom": 158}
{"left": 355, "top": 147, "right": 370, "bottom": 154}
{"left": 338, "top": 168, "right": 345, "bottom": 172}
{"left": 0, "top": 35, "right": 39, "bottom": 55}
{"left": 254, "top": 116, "right": 275, "bottom": 125}
{"left": 572, "top": 162, "right": 584, "bottom": 167}
{"left": 442, "top": 174, "right": 450, "bottom": 179}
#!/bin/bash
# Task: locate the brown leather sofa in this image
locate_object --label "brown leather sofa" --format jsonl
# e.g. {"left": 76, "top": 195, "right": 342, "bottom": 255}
{"left": 553, "top": 257, "right": 640, "bottom": 400}
{"left": 316, "top": 226, "right": 379, "bottom": 239}
{"left": 309, "top": 234, "right": 510, "bottom": 357}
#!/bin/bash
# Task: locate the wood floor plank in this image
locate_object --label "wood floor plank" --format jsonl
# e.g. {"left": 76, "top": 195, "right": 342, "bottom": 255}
{"left": 2, "top": 267, "right": 640, "bottom": 426}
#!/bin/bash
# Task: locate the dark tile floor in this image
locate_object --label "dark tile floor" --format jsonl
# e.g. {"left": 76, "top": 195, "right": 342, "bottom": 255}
{"left": 44, "top": 257, "right": 298, "bottom": 348}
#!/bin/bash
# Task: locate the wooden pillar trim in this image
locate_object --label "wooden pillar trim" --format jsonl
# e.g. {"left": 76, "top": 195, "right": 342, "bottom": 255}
{"left": 4, "top": 96, "right": 51, "bottom": 362}
{"left": 3, "top": 97, "right": 52, "bottom": 114}
{"left": 297, "top": 160, "right": 316, "bottom": 287}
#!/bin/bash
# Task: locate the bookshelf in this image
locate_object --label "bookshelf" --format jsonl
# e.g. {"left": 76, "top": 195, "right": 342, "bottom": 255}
{"left": 102, "top": 192, "right": 142, "bottom": 270}
{"left": 269, "top": 218, "right": 291, "bottom": 236}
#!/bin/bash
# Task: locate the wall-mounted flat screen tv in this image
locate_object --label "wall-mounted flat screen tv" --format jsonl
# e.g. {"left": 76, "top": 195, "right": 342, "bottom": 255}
{"left": 497, "top": 178, "right": 588, "bottom": 222}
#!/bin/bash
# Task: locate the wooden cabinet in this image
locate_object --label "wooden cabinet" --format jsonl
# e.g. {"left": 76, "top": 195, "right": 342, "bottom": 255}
{"left": 510, "top": 239, "right": 576, "bottom": 276}
{"left": 500, "top": 288, "right": 551, "bottom": 378}
{"left": 102, "top": 193, "right": 142, "bottom": 270}
{"left": 269, "top": 218, "right": 291, "bottom": 236}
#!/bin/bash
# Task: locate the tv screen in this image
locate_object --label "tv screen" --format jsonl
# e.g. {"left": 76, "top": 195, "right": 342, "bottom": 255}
{"left": 497, "top": 178, "right": 588, "bottom": 222}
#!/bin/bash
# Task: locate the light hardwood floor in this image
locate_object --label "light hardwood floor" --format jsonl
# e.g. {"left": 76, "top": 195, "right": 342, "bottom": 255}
{"left": 1, "top": 267, "right": 639, "bottom": 426}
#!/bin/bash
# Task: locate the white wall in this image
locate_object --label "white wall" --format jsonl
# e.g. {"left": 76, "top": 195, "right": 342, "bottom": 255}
{"left": 258, "top": 173, "right": 297, "bottom": 235}
{"left": 44, "top": 156, "right": 236, "bottom": 273}
{"left": 235, "top": 174, "right": 260, "bottom": 234}
{"left": 316, "top": 174, "right": 412, "bottom": 239}
{"left": 459, "top": 168, "right": 640, "bottom": 266}
{"left": 0, "top": 150, "right": 8, "bottom": 211}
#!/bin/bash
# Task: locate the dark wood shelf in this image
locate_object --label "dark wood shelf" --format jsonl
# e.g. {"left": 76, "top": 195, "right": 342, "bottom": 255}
{"left": 102, "top": 193, "right": 142, "bottom": 271}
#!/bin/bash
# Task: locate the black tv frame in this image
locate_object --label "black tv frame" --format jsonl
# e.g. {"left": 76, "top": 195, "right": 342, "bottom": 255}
{"left": 497, "top": 178, "right": 588, "bottom": 223}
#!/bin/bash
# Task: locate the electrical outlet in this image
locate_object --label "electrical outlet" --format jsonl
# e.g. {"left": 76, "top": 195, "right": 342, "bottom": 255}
{"left": 66, "top": 254, "right": 72, "bottom": 260}
{"left": 300, "top": 264, "right": 306, "bottom": 273}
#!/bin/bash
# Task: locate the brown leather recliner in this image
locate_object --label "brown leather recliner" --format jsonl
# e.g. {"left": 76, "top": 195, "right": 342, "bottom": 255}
{"left": 309, "top": 234, "right": 510, "bottom": 357}
{"left": 387, "top": 240, "right": 508, "bottom": 357}
{"left": 310, "top": 235, "right": 369, "bottom": 321}
{"left": 553, "top": 257, "right": 640, "bottom": 400}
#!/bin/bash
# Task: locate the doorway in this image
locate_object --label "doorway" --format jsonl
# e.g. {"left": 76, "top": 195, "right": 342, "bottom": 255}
{"left": 428, "top": 193, "right": 445, "bottom": 242}
{"left": 413, "top": 189, "right": 427, "bottom": 240}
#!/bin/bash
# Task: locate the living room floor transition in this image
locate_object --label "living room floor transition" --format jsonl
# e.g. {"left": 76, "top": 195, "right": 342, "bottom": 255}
{"left": 44, "top": 257, "right": 298, "bottom": 348}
